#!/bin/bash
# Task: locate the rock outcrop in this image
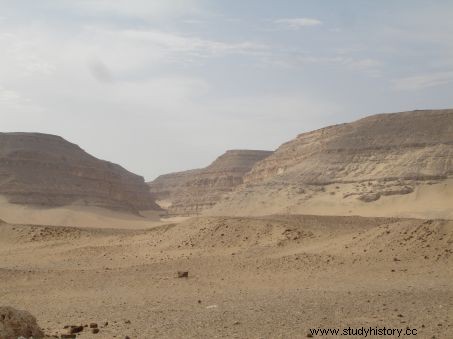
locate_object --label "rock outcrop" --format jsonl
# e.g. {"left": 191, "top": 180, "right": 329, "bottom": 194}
{"left": 148, "top": 150, "right": 272, "bottom": 215}
{"left": 245, "top": 109, "right": 453, "bottom": 185}
{"left": 0, "top": 133, "right": 160, "bottom": 212}
{"left": 0, "top": 306, "right": 44, "bottom": 338}
{"left": 208, "top": 109, "right": 453, "bottom": 218}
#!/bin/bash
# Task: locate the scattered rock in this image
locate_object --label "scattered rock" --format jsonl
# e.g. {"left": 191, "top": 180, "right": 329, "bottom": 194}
{"left": 61, "top": 335, "right": 76, "bottom": 339}
{"left": 92, "top": 328, "right": 100, "bottom": 334}
{"left": 70, "top": 325, "right": 84, "bottom": 334}
{"left": 358, "top": 192, "right": 381, "bottom": 202}
{"left": 90, "top": 323, "right": 98, "bottom": 328}
{"left": 177, "top": 271, "right": 189, "bottom": 278}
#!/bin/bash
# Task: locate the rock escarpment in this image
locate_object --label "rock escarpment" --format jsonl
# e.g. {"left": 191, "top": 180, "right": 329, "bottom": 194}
{"left": 148, "top": 150, "right": 272, "bottom": 215}
{"left": 208, "top": 109, "right": 453, "bottom": 217}
{"left": 0, "top": 133, "right": 160, "bottom": 212}
{"left": 245, "top": 109, "right": 453, "bottom": 185}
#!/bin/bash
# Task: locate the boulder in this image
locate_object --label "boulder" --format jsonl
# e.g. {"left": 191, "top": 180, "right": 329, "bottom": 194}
{"left": 0, "top": 306, "right": 44, "bottom": 339}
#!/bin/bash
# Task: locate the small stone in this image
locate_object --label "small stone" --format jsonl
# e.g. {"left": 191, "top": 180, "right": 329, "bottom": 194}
{"left": 125, "top": 320, "right": 131, "bottom": 324}
{"left": 177, "top": 271, "right": 189, "bottom": 278}
{"left": 61, "top": 335, "right": 76, "bottom": 339}
{"left": 90, "top": 323, "right": 98, "bottom": 328}
{"left": 70, "top": 325, "right": 84, "bottom": 334}
{"left": 92, "top": 328, "right": 100, "bottom": 334}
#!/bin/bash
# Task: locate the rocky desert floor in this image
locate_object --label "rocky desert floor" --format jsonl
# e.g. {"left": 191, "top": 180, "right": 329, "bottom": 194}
{"left": 1, "top": 215, "right": 452, "bottom": 338}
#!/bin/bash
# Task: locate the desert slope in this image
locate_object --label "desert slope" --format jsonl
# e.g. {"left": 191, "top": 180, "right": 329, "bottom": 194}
{"left": 208, "top": 109, "right": 453, "bottom": 218}
{"left": 148, "top": 149, "right": 272, "bottom": 215}
{"left": 0, "top": 132, "right": 160, "bottom": 213}
{"left": 1, "top": 215, "right": 452, "bottom": 338}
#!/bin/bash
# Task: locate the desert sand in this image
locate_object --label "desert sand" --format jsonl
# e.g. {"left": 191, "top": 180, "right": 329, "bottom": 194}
{"left": 1, "top": 214, "right": 452, "bottom": 338}
{"left": 0, "top": 196, "right": 165, "bottom": 229}
{"left": 1, "top": 110, "right": 453, "bottom": 338}
{"left": 208, "top": 179, "right": 453, "bottom": 220}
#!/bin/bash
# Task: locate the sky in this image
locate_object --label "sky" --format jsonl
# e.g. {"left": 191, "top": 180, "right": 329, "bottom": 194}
{"left": 1, "top": 0, "right": 453, "bottom": 180}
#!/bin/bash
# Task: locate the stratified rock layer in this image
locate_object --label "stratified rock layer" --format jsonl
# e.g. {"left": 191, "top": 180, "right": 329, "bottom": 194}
{"left": 208, "top": 109, "right": 453, "bottom": 217}
{"left": 148, "top": 150, "right": 272, "bottom": 215}
{"left": 245, "top": 109, "right": 453, "bottom": 185}
{"left": 0, "top": 133, "right": 160, "bottom": 212}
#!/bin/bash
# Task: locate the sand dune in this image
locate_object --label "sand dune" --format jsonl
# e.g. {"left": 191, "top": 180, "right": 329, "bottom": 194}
{"left": 0, "top": 196, "right": 165, "bottom": 229}
{"left": 208, "top": 178, "right": 453, "bottom": 219}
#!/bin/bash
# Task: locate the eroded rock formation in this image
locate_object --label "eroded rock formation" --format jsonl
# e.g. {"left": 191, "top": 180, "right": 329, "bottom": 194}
{"left": 0, "top": 133, "right": 160, "bottom": 212}
{"left": 245, "top": 109, "right": 453, "bottom": 185}
{"left": 208, "top": 109, "right": 453, "bottom": 217}
{"left": 148, "top": 150, "right": 272, "bottom": 215}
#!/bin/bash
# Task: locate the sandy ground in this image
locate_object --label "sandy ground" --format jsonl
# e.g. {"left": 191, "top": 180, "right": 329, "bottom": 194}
{"left": 208, "top": 180, "right": 453, "bottom": 220}
{"left": 1, "top": 215, "right": 452, "bottom": 338}
{"left": 0, "top": 196, "right": 186, "bottom": 229}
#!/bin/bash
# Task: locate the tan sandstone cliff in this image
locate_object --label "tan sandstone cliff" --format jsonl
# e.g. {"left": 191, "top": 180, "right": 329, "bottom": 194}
{"left": 148, "top": 150, "right": 273, "bottom": 215}
{"left": 0, "top": 132, "right": 160, "bottom": 212}
{"left": 208, "top": 109, "right": 453, "bottom": 219}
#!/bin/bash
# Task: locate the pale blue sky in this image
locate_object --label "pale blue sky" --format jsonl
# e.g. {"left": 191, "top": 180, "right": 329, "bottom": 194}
{"left": 1, "top": 0, "right": 452, "bottom": 179}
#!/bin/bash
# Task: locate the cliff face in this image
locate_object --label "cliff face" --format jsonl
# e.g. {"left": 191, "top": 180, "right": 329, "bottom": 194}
{"left": 0, "top": 133, "right": 160, "bottom": 212}
{"left": 148, "top": 150, "right": 273, "bottom": 215}
{"left": 245, "top": 109, "right": 453, "bottom": 185}
{"left": 208, "top": 109, "right": 453, "bottom": 218}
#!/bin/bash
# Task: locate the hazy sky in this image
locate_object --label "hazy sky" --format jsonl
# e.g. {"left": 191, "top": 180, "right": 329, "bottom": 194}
{"left": 1, "top": 1, "right": 453, "bottom": 180}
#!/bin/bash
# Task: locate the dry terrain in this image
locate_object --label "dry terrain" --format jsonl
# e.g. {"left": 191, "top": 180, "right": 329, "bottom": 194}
{"left": 148, "top": 150, "right": 272, "bottom": 215}
{"left": 209, "top": 110, "right": 453, "bottom": 218}
{"left": 1, "top": 215, "right": 452, "bottom": 338}
{"left": 1, "top": 109, "right": 453, "bottom": 338}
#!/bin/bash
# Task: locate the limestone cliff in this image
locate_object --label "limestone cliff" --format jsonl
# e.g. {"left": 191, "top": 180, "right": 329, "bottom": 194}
{"left": 245, "top": 109, "right": 453, "bottom": 185}
{"left": 208, "top": 109, "right": 453, "bottom": 218}
{"left": 0, "top": 132, "right": 160, "bottom": 212}
{"left": 148, "top": 150, "right": 273, "bottom": 215}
